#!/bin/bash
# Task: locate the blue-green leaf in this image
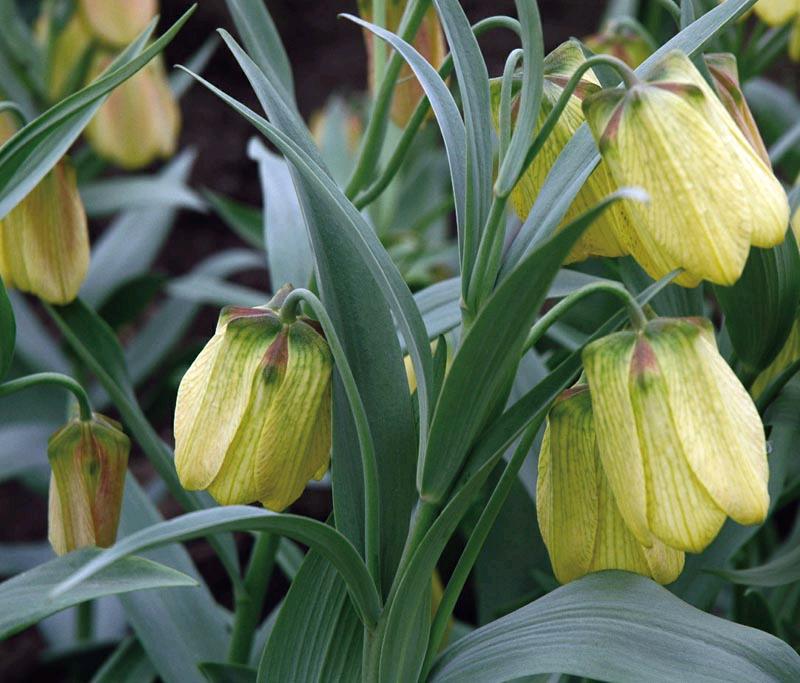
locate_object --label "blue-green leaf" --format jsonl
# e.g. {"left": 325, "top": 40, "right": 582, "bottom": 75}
{"left": 0, "top": 548, "right": 196, "bottom": 639}
{"left": 52, "top": 506, "right": 381, "bottom": 629}
{"left": 430, "top": 572, "right": 800, "bottom": 682}
{"left": 0, "top": 275, "right": 14, "bottom": 380}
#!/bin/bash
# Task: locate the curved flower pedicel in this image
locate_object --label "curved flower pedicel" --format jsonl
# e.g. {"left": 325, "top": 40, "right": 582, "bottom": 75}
{"left": 583, "top": 50, "right": 789, "bottom": 287}
{"left": 537, "top": 385, "right": 684, "bottom": 584}
{"left": 583, "top": 317, "right": 769, "bottom": 553}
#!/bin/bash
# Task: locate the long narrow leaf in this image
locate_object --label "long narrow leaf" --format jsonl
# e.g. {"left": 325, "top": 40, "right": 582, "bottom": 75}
{"left": 51, "top": 506, "right": 381, "bottom": 628}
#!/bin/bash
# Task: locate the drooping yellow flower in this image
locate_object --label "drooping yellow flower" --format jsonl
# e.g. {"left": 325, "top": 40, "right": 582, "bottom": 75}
{"left": 359, "top": 0, "right": 446, "bottom": 127}
{"left": 583, "top": 50, "right": 789, "bottom": 287}
{"left": 174, "top": 298, "right": 333, "bottom": 511}
{"left": 48, "top": 413, "right": 130, "bottom": 555}
{"left": 501, "top": 40, "right": 628, "bottom": 264}
{"left": 85, "top": 52, "right": 180, "bottom": 170}
{"left": 78, "top": 0, "right": 157, "bottom": 47}
{"left": 704, "top": 53, "right": 771, "bottom": 165}
{"left": 751, "top": 319, "right": 800, "bottom": 399}
{"left": 584, "top": 19, "right": 654, "bottom": 68}
{"left": 35, "top": 10, "right": 93, "bottom": 102}
{"left": 754, "top": 0, "right": 798, "bottom": 26}
{"left": 583, "top": 317, "right": 769, "bottom": 553}
{"left": 0, "top": 114, "right": 89, "bottom": 304}
{"left": 537, "top": 385, "right": 684, "bottom": 584}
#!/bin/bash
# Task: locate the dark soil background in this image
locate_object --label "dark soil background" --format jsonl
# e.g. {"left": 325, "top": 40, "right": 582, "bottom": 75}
{"left": 0, "top": 2, "right": 606, "bottom": 680}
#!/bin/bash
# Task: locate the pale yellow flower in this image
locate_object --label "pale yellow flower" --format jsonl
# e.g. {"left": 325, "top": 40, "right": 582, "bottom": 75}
{"left": 537, "top": 385, "right": 684, "bottom": 584}
{"left": 584, "top": 51, "right": 789, "bottom": 286}
{"left": 174, "top": 303, "right": 332, "bottom": 511}
{"left": 583, "top": 317, "right": 769, "bottom": 553}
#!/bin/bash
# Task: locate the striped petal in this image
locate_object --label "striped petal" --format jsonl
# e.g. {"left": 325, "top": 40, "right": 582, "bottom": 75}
{"left": 583, "top": 331, "right": 653, "bottom": 546}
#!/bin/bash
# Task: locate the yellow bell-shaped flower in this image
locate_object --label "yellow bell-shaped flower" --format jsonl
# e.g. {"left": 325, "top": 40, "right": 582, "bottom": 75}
{"left": 85, "top": 52, "right": 180, "bottom": 170}
{"left": 584, "top": 19, "right": 653, "bottom": 68}
{"left": 174, "top": 301, "right": 333, "bottom": 511}
{"left": 537, "top": 385, "right": 684, "bottom": 584}
{"left": 48, "top": 413, "right": 130, "bottom": 555}
{"left": 0, "top": 114, "right": 89, "bottom": 304}
{"left": 35, "top": 10, "right": 93, "bottom": 102}
{"left": 359, "top": 0, "right": 446, "bottom": 127}
{"left": 754, "top": 0, "right": 798, "bottom": 26}
{"left": 583, "top": 317, "right": 770, "bottom": 553}
{"left": 583, "top": 50, "right": 789, "bottom": 287}
{"left": 78, "top": 0, "right": 157, "bottom": 47}
{"left": 502, "top": 40, "right": 628, "bottom": 264}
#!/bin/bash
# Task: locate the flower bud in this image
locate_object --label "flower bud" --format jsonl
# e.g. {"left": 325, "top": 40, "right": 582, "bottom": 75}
{"left": 48, "top": 413, "right": 130, "bottom": 555}
{"left": 537, "top": 385, "right": 684, "bottom": 584}
{"left": 751, "top": 319, "right": 800, "bottom": 398}
{"left": 78, "top": 0, "right": 157, "bottom": 47}
{"left": 359, "top": 0, "right": 446, "bottom": 127}
{"left": 84, "top": 52, "right": 180, "bottom": 169}
{"left": 499, "top": 40, "right": 629, "bottom": 264}
{"left": 174, "top": 299, "right": 333, "bottom": 511}
{"left": 704, "top": 53, "right": 770, "bottom": 165}
{"left": 0, "top": 114, "right": 89, "bottom": 304}
{"left": 584, "top": 51, "right": 789, "bottom": 287}
{"left": 583, "top": 317, "right": 770, "bottom": 553}
{"left": 35, "top": 10, "right": 93, "bottom": 102}
{"left": 584, "top": 19, "right": 653, "bottom": 68}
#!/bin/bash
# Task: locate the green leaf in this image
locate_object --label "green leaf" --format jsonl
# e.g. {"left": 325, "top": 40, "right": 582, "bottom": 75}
{"left": 419, "top": 194, "right": 638, "bottom": 501}
{"left": 248, "top": 137, "right": 312, "bottom": 288}
{"left": 714, "top": 544, "right": 800, "bottom": 588}
{"left": 80, "top": 175, "right": 205, "bottom": 217}
{"left": 224, "top": 0, "right": 294, "bottom": 99}
{"left": 115, "top": 476, "right": 229, "bottom": 683}
{"left": 429, "top": 572, "right": 800, "bottom": 682}
{"left": 199, "top": 662, "right": 257, "bottom": 683}
{"left": 125, "top": 249, "right": 264, "bottom": 384}
{"left": 203, "top": 189, "right": 264, "bottom": 249}
{"left": 0, "top": 274, "right": 15, "bottom": 380}
{"left": 81, "top": 151, "right": 197, "bottom": 308}
{"left": 52, "top": 506, "right": 381, "bottom": 628}
{"left": 258, "top": 551, "right": 362, "bottom": 682}
{"left": 91, "top": 636, "right": 157, "bottom": 683}
{"left": 180, "top": 57, "right": 431, "bottom": 592}
{"left": 166, "top": 275, "right": 265, "bottom": 309}
{"left": 493, "top": 0, "right": 544, "bottom": 197}
{"left": 0, "top": 542, "right": 52, "bottom": 576}
{"left": 0, "top": 548, "right": 196, "bottom": 639}
{"left": 0, "top": 7, "right": 196, "bottom": 218}
{"left": 502, "top": 0, "right": 759, "bottom": 271}
{"left": 715, "top": 230, "right": 800, "bottom": 374}
{"left": 433, "top": 0, "right": 493, "bottom": 280}
{"left": 343, "top": 14, "right": 469, "bottom": 273}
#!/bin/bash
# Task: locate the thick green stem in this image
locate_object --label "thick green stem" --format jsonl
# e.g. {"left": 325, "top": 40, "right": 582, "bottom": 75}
{"left": 76, "top": 600, "right": 93, "bottom": 642}
{"left": 421, "top": 419, "right": 541, "bottom": 677}
{"left": 227, "top": 533, "right": 280, "bottom": 665}
{"left": 0, "top": 372, "right": 93, "bottom": 420}
{"left": 464, "top": 195, "right": 510, "bottom": 316}
{"left": 353, "top": 16, "right": 520, "bottom": 210}
{"left": 345, "top": 0, "right": 433, "bottom": 199}
{"left": 280, "top": 289, "right": 382, "bottom": 592}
